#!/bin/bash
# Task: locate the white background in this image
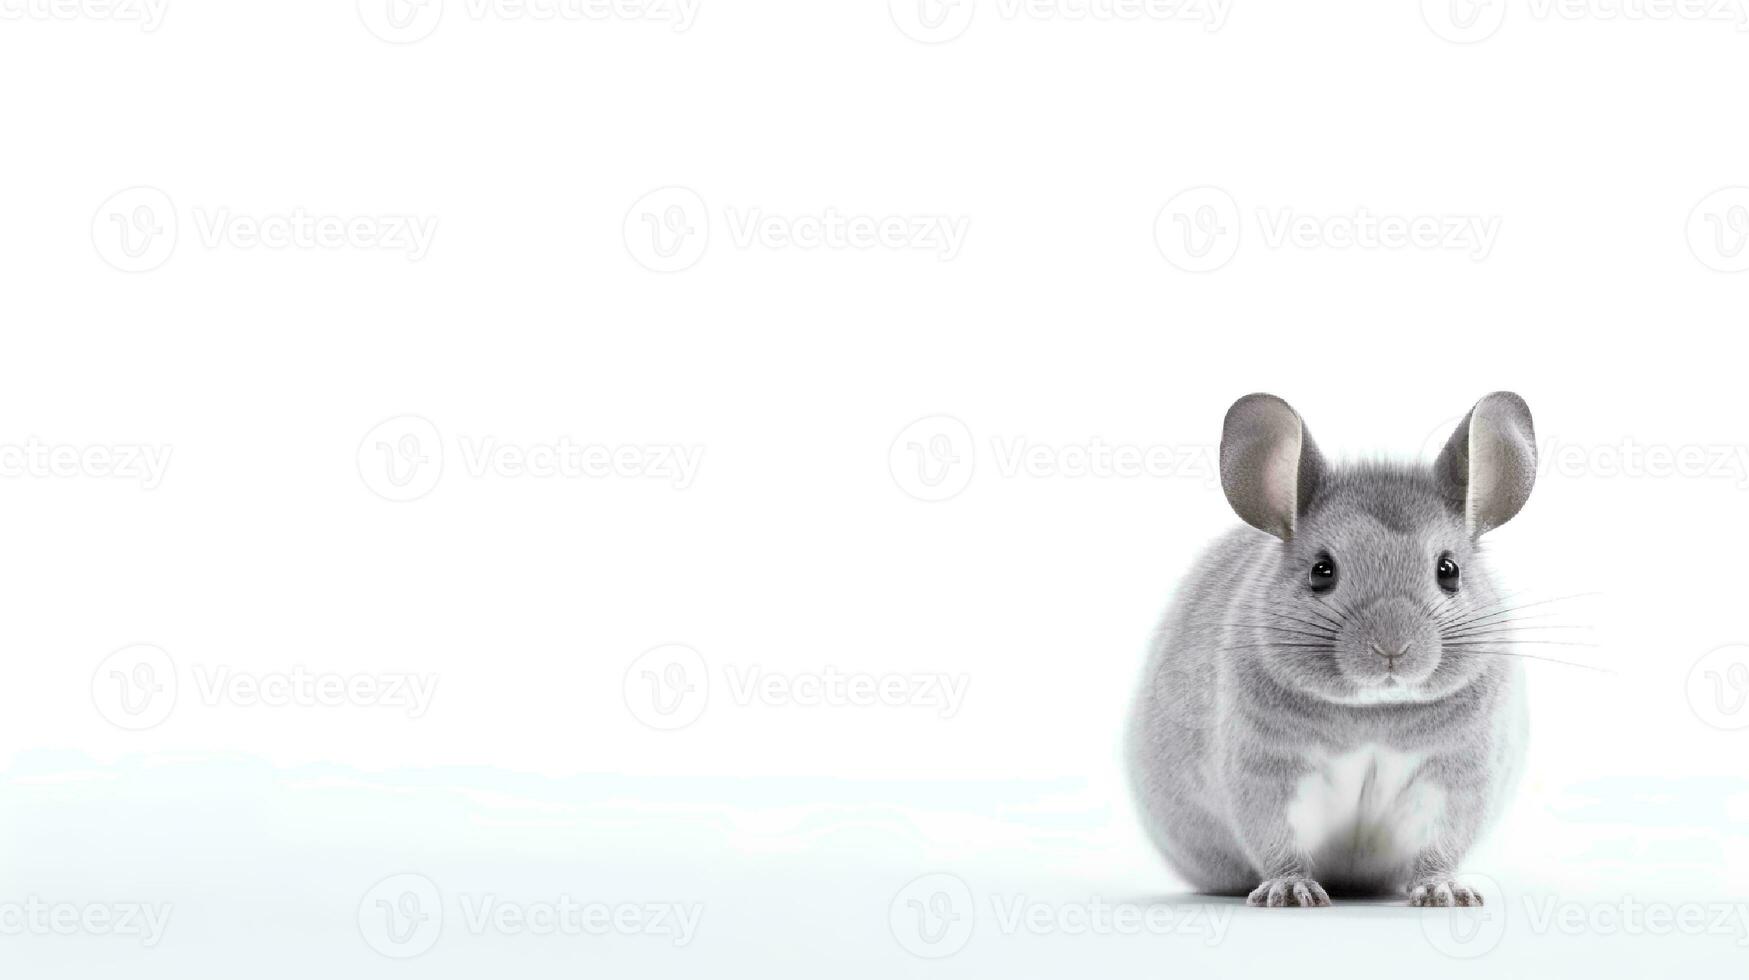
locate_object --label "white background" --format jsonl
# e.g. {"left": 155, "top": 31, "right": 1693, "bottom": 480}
{"left": 3, "top": 0, "right": 1748, "bottom": 975}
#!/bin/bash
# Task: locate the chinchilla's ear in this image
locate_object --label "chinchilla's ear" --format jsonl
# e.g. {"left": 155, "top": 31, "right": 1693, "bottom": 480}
{"left": 1219, "top": 393, "right": 1325, "bottom": 540}
{"left": 1435, "top": 391, "right": 1537, "bottom": 537}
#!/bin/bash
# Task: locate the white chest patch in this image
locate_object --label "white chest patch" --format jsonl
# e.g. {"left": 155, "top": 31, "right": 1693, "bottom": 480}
{"left": 1284, "top": 744, "right": 1444, "bottom": 884}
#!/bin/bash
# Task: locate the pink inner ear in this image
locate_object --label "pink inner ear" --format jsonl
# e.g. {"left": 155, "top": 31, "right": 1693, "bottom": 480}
{"left": 1464, "top": 401, "right": 1535, "bottom": 536}
{"left": 1262, "top": 428, "right": 1302, "bottom": 536}
{"left": 1466, "top": 414, "right": 1499, "bottom": 535}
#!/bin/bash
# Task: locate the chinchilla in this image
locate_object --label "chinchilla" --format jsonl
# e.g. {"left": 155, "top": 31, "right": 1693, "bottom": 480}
{"left": 1126, "top": 392, "right": 1537, "bottom": 907}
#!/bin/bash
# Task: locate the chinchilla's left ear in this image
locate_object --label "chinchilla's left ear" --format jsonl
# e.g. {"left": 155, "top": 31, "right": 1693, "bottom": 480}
{"left": 1219, "top": 393, "right": 1326, "bottom": 540}
{"left": 1435, "top": 391, "right": 1537, "bottom": 537}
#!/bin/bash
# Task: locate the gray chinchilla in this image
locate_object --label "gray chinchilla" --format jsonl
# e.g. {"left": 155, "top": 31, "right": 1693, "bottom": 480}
{"left": 1126, "top": 392, "right": 1537, "bottom": 907}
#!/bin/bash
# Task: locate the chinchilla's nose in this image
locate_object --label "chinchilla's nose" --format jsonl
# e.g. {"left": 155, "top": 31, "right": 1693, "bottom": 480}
{"left": 1370, "top": 642, "right": 1409, "bottom": 664}
{"left": 1357, "top": 596, "right": 1436, "bottom": 662}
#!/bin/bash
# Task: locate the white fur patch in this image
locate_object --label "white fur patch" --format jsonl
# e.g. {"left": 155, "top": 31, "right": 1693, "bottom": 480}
{"left": 1285, "top": 744, "right": 1444, "bottom": 883}
{"left": 1344, "top": 681, "right": 1423, "bottom": 705}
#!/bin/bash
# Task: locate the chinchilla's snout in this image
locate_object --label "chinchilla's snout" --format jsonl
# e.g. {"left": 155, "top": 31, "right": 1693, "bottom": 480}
{"left": 1339, "top": 596, "right": 1443, "bottom": 687}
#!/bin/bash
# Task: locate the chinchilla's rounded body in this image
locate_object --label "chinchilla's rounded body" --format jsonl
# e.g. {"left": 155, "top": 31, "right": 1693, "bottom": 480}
{"left": 1126, "top": 393, "right": 1538, "bottom": 907}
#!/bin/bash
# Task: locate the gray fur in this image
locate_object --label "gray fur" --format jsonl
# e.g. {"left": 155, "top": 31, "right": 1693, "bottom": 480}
{"left": 1126, "top": 394, "right": 1536, "bottom": 907}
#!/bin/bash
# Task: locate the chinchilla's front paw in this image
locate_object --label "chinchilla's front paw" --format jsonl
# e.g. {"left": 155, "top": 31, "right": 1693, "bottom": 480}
{"left": 1407, "top": 877, "right": 1484, "bottom": 907}
{"left": 1246, "top": 876, "right": 1332, "bottom": 908}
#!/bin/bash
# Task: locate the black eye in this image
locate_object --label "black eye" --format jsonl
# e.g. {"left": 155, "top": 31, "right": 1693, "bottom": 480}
{"left": 1309, "top": 554, "right": 1338, "bottom": 593}
{"left": 1437, "top": 555, "right": 1460, "bottom": 593}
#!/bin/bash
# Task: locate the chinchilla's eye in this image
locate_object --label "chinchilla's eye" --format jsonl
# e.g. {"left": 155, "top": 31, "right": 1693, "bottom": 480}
{"left": 1437, "top": 555, "right": 1461, "bottom": 593}
{"left": 1308, "top": 554, "right": 1338, "bottom": 593}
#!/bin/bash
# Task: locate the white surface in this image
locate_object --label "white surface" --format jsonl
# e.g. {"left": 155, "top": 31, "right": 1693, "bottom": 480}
{"left": 3, "top": 1, "right": 1748, "bottom": 974}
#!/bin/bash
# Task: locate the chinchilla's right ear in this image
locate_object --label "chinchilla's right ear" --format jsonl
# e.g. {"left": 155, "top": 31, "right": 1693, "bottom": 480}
{"left": 1219, "top": 393, "right": 1326, "bottom": 540}
{"left": 1435, "top": 391, "right": 1537, "bottom": 537}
